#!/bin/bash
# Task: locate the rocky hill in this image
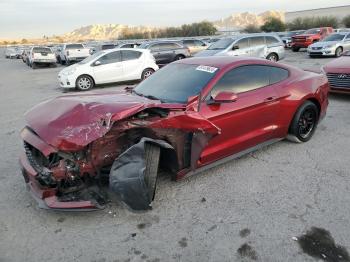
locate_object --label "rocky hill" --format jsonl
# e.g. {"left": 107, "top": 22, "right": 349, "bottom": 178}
{"left": 62, "top": 24, "right": 157, "bottom": 41}
{"left": 213, "top": 10, "right": 285, "bottom": 30}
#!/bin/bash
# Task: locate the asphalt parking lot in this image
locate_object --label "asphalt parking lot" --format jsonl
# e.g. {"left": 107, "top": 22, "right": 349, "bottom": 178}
{"left": 0, "top": 48, "right": 349, "bottom": 262}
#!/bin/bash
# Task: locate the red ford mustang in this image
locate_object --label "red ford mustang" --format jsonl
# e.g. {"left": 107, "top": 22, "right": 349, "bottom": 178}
{"left": 20, "top": 57, "right": 329, "bottom": 211}
{"left": 322, "top": 51, "right": 350, "bottom": 94}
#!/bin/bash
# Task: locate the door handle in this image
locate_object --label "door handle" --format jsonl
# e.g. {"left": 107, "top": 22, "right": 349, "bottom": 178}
{"left": 264, "top": 96, "right": 277, "bottom": 102}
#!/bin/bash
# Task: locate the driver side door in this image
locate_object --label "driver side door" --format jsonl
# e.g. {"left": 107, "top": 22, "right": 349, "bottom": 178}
{"left": 93, "top": 51, "right": 123, "bottom": 84}
{"left": 226, "top": 38, "right": 250, "bottom": 57}
{"left": 198, "top": 65, "right": 280, "bottom": 166}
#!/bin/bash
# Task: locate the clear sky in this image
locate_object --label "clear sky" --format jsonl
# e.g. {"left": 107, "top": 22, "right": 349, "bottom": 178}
{"left": 1, "top": 0, "right": 349, "bottom": 38}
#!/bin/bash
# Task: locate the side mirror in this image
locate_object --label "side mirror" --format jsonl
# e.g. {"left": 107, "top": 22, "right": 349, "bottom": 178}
{"left": 208, "top": 91, "right": 237, "bottom": 104}
{"left": 94, "top": 60, "right": 102, "bottom": 66}
{"left": 232, "top": 45, "right": 239, "bottom": 50}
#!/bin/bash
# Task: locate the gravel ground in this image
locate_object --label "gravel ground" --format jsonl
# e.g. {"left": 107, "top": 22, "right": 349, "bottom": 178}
{"left": 0, "top": 49, "right": 349, "bottom": 262}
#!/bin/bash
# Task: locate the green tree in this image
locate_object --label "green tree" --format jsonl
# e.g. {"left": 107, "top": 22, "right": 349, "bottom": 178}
{"left": 261, "top": 17, "right": 286, "bottom": 32}
{"left": 243, "top": 25, "right": 262, "bottom": 33}
{"left": 342, "top": 15, "right": 350, "bottom": 27}
{"left": 287, "top": 16, "right": 339, "bottom": 30}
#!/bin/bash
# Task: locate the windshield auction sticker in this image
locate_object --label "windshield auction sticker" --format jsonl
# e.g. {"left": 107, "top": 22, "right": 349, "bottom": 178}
{"left": 196, "top": 65, "right": 218, "bottom": 73}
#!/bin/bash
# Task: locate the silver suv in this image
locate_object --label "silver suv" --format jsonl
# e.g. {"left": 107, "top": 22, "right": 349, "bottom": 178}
{"left": 195, "top": 33, "right": 285, "bottom": 62}
{"left": 307, "top": 32, "right": 350, "bottom": 57}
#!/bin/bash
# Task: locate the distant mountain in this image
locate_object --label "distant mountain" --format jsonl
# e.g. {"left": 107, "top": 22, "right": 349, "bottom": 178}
{"left": 213, "top": 11, "right": 285, "bottom": 30}
{"left": 61, "top": 24, "right": 157, "bottom": 41}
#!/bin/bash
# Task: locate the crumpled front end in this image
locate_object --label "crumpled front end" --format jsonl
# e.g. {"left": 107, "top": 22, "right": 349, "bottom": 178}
{"left": 20, "top": 95, "right": 220, "bottom": 211}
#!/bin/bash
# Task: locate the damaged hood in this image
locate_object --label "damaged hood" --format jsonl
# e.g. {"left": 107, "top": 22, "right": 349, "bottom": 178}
{"left": 25, "top": 91, "right": 172, "bottom": 151}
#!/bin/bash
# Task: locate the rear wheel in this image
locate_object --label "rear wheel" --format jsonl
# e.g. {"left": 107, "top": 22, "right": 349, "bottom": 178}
{"left": 266, "top": 53, "right": 279, "bottom": 62}
{"left": 288, "top": 101, "right": 319, "bottom": 143}
{"left": 174, "top": 55, "right": 185, "bottom": 61}
{"left": 141, "top": 68, "right": 155, "bottom": 80}
{"left": 144, "top": 143, "right": 160, "bottom": 202}
{"left": 292, "top": 47, "right": 300, "bottom": 52}
{"left": 76, "top": 75, "right": 94, "bottom": 91}
{"left": 335, "top": 47, "right": 343, "bottom": 57}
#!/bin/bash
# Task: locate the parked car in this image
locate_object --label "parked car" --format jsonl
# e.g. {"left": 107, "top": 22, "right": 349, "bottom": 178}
{"left": 57, "top": 43, "right": 91, "bottom": 65}
{"left": 5, "top": 47, "right": 17, "bottom": 59}
{"left": 307, "top": 32, "right": 350, "bottom": 57}
{"left": 28, "top": 46, "right": 57, "bottom": 69}
{"left": 280, "top": 30, "right": 305, "bottom": 48}
{"left": 195, "top": 33, "right": 285, "bottom": 62}
{"left": 334, "top": 28, "right": 350, "bottom": 33}
{"left": 139, "top": 41, "right": 190, "bottom": 64}
{"left": 322, "top": 51, "right": 350, "bottom": 93}
{"left": 58, "top": 48, "right": 158, "bottom": 91}
{"left": 21, "top": 49, "right": 30, "bottom": 63}
{"left": 117, "top": 42, "right": 141, "bottom": 48}
{"left": 291, "top": 27, "right": 334, "bottom": 52}
{"left": 100, "top": 43, "right": 116, "bottom": 50}
{"left": 179, "top": 39, "right": 208, "bottom": 55}
{"left": 20, "top": 56, "right": 329, "bottom": 211}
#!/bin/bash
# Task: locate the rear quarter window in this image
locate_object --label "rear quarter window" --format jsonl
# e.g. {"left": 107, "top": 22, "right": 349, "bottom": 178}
{"left": 266, "top": 36, "right": 280, "bottom": 45}
{"left": 269, "top": 66, "right": 289, "bottom": 84}
{"left": 121, "top": 50, "right": 142, "bottom": 61}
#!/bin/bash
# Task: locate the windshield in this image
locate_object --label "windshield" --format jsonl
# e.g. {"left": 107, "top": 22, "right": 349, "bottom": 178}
{"left": 134, "top": 63, "right": 218, "bottom": 103}
{"left": 322, "top": 34, "right": 345, "bottom": 41}
{"left": 33, "top": 47, "right": 52, "bottom": 53}
{"left": 207, "top": 38, "right": 234, "bottom": 50}
{"left": 79, "top": 51, "right": 104, "bottom": 64}
{"left": 66, "top": 44, "right": 84, "bottom": 49}
{"left": 139, "top": 42, "right": 150, "bottom": 49}
{"left": 304, "top": 28, "right": 321, "bottom": 34}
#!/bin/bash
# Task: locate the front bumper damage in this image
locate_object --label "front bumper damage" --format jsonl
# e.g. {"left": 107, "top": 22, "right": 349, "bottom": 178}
{"left": 20, "top": 106, "right": 220, "bottom": 211}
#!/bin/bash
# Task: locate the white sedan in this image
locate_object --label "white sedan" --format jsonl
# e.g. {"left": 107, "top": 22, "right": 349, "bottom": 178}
{"left": 58, "top": 48, "right": 159, "bottom": 91}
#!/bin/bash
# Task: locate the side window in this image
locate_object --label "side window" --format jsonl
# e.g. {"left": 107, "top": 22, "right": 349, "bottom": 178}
{"left": 183, "top": 40, "right": 194, "bottom": 46}
{"left": 167, "top": 43, "right": 180, "bottom": 49}
{"left": 236, "top": 38, "right": 249, "bottom": 49}
{"left": 210, "top": 65, "right": 270, "bottom": 97}
{"left": 269, "top": 67, "right": 289, "bottom": 85}
{"left": 98, "top": 51, "right": 121, "bottom": 65}
{"left": 121, "top": 50, "right": 142, "bottom": 61}
{"left": 194, "top": 40, "right": 205, "bottom": 46}
{"left": 150, "top": 44, "right": 160, "bottom": 51}
{"left": 265, "top": 36, "right": 279, "bottom": 45}
{"left": 249, "top": 37, "right": 265, "bottom": 47}
{"left": 346, "top": 34, "right": 350, "bottom": 40}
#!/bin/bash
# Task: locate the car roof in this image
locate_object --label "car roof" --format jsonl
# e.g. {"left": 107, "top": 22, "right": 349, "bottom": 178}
{"left": 175, "top": 56, "right": 276, "bottom": 69}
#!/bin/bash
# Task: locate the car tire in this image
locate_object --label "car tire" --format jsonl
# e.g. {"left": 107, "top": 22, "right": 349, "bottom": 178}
{"left": 174, "top": 55, "right": 185, "bottom": 61}
{"left": 266, "top": 53, "right": 279, "bottom": 62}
{"left": 335, "top": 47, "right": 343, "bottom": 57}
{"left": 31, "top": 62, "right": 37, "bottom": 69}
{"left": 292, "top": 47, "right": 300, "bottom": 52}
{"left": 76, "top": 75, "right": 94, "bottom": 91}
{"left": 141, "top": 68, "right": 155, "bottom": 80}
{"left": 144, "top": 143, "right": 160, "bottom": 202}
{"left": 288, "top": 101, "right": 319, "bottom": 143}
{"left": 66, "top": 59, "right": 70, "bottom": 66}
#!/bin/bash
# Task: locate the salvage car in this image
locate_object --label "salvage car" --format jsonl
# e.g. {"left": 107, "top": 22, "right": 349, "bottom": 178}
{"left": 20, "top": 57, "right": 329, "bottom": 211}
{"left": 322, "top": 51, "right": 350, "bottom": 93}
{"left": 195, "top": 33, "right": 285, "bottom": 62}
{"left": 28, "top": 46, "right": 57, "bottom": 69}
{"left": 307, "top": 32, "right": 350, "bottom": 57}
{"left": 58, "top": 48, "right": 158, "bottom": 90}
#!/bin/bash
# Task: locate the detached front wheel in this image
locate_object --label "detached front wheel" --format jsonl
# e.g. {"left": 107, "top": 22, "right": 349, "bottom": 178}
{"left": 76, "top": 75, "right": 94, "bottom": 91}
{"left": 288, "top": 101, "right": 318, "bottom": 143}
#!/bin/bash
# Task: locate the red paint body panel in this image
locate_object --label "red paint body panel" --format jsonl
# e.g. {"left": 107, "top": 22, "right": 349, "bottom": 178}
{"left": 291, "top": 27, "right": 333, "bottom": 48}
{"left": 20, "top": 56, "right": 329, "bottom": 210}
